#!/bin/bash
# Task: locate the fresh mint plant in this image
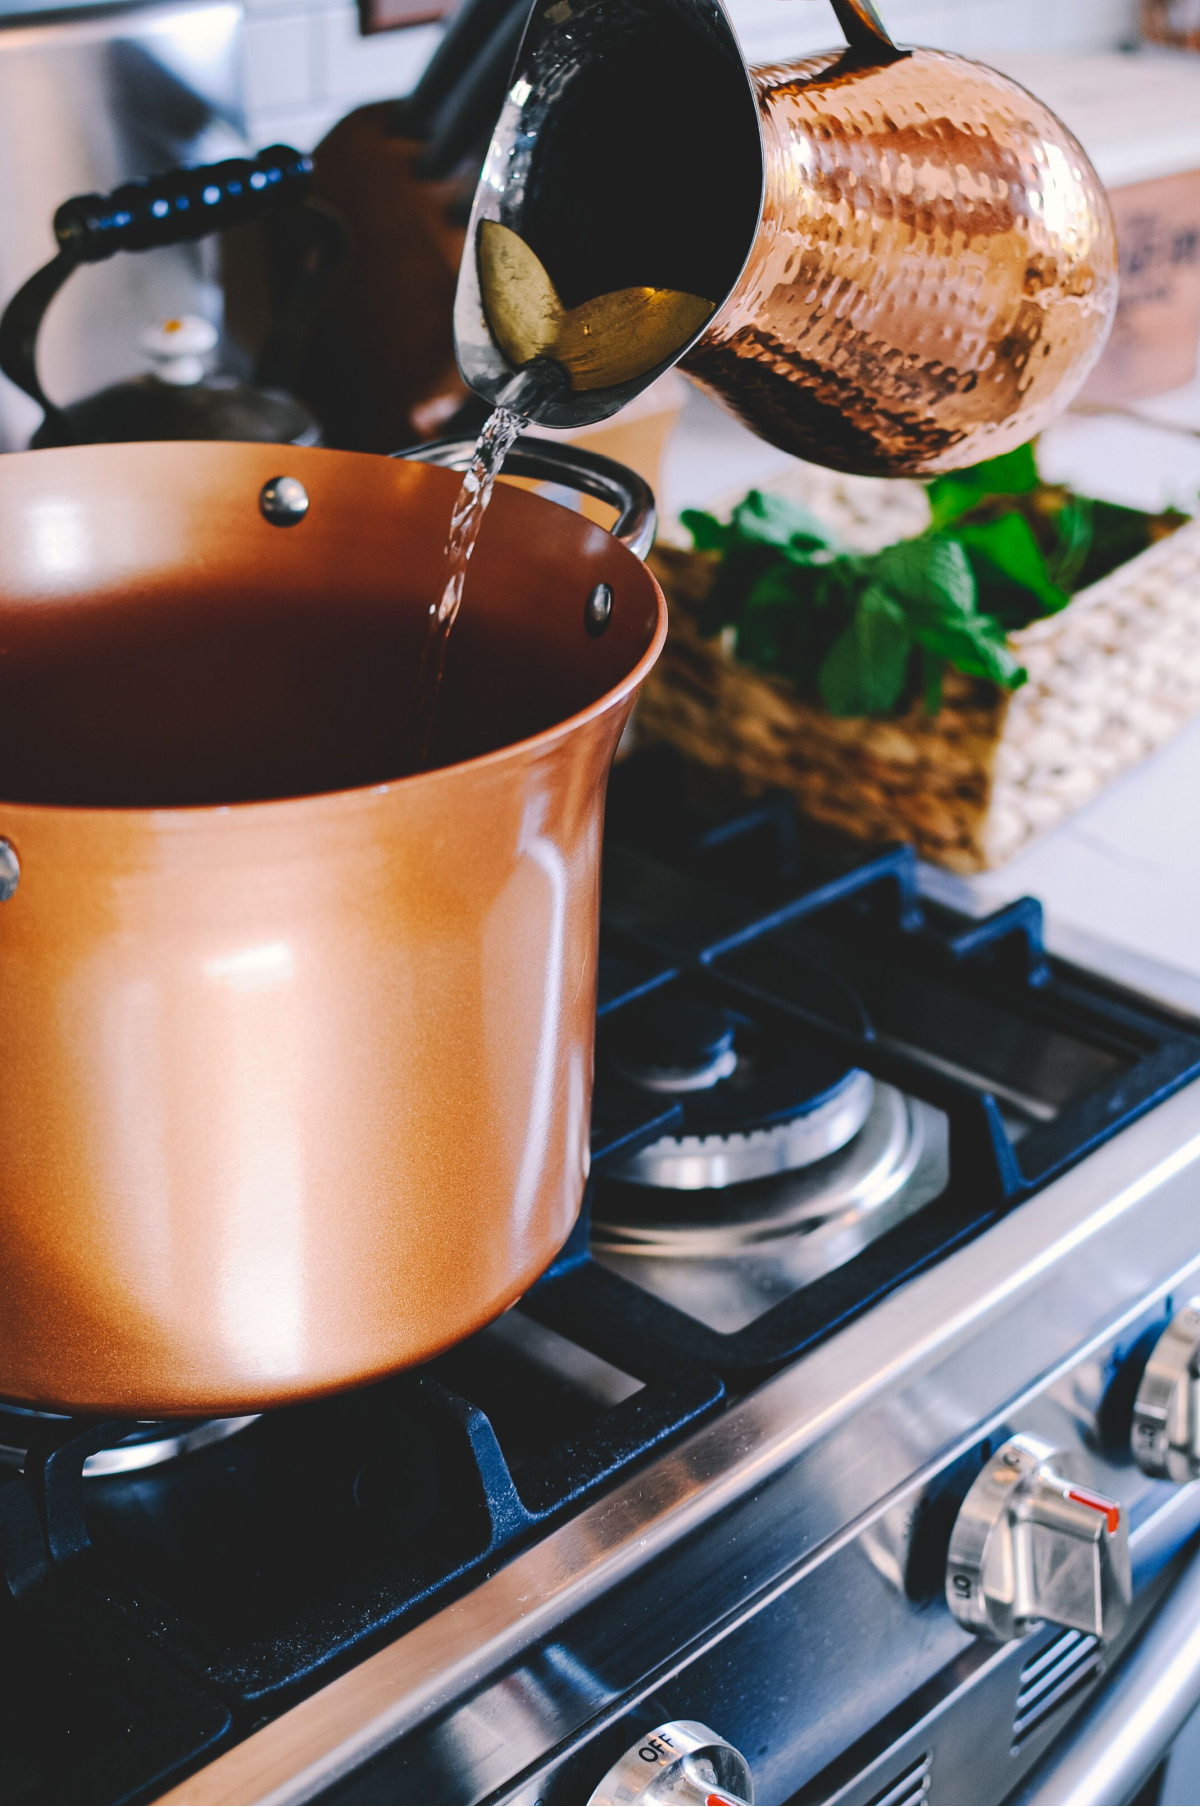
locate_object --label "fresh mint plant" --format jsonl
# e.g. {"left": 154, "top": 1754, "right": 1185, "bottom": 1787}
{"left": 680, "top": 442, "right": 1108, "bottom": 719}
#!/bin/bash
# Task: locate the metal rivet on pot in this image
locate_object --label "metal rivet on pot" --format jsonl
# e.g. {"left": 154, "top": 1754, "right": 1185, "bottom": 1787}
{"left": 0, "top": 838, "right": 19, "bottom": 902}
{"left": 259, "top": 475, "right": 309, "bottom": 527}
{"left": 585, "top": 582, "right": 613, "bottom": 638}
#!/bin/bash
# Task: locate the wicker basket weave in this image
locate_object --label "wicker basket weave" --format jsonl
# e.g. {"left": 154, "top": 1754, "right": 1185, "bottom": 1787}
{"left": 638, "top": 469, "right": 1200, "bottom": 874}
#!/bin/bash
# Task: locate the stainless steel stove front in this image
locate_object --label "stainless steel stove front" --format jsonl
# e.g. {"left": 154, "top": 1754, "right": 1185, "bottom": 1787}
{"left": 161, "top": 1078, "right": 1200, "bottom": 1807}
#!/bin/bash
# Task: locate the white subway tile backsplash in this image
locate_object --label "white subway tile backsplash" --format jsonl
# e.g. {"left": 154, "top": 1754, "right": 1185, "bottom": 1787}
{"left": 247, "top": 101, "right": 342, "bottom": 152}
{"left": 721, "top": 1, "right": 843, "bottom": 61}
{"left": 313, "top": 6, "right": 438, "bottom": 106}
{"left": 1045, "top": 0, "right": 1140, "bottom": 47}
{"left": 728, "top": 0, "right": 1140, "bottom": 58}
{"left": 241, "top": 0, "right": 1146, "bottom": 157}
{"left": 244, "top": 11, "right": 314, "bottom": 114}
{"left": 246, "top": 4, "right": 438, "bottom": 150}
{"left": 925, "top": 0, "right": 1042, "bottom": 53}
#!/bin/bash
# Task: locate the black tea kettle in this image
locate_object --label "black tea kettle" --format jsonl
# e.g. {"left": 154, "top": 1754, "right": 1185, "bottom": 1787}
{"left": 0, "top": 145, "right": 347, "bottom": 449}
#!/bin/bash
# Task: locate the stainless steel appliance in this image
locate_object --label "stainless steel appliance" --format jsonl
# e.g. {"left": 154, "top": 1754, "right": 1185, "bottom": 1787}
{"left": 0, "top": 0, "right": 244, "bottom": 450}
{"left": 2, "top": 751, "right": 1199, "bottom": 1804}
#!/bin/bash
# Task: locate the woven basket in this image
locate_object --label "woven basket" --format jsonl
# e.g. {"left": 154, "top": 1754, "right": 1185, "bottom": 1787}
{"left": 639, "top": 469, "right": 1200, "bottom": 874}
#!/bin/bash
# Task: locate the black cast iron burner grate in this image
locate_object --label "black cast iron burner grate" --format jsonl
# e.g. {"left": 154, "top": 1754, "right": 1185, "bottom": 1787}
{"left": 0, "top": 1299, "right": 722, "bottom": 1801}
{"left": 558, "top": 752, "right": 1200, "bottom": 1384}
{"left": 1, "top": 750, "right": 1197, "bottom": 1804}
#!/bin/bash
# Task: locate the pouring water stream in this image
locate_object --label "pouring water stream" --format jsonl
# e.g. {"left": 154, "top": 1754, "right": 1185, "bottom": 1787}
{"left": 410, "top": 361, "right": 567, "bottom": 771}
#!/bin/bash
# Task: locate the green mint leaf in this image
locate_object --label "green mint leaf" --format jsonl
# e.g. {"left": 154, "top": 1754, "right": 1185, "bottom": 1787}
{"left": 700, "top": 548, "right": 774, "bottom": 634}
{"left": 729, "top": 489, "right": 830, "bottom": 558}
{"left": 817, "top": 584, "right": 912, "bottom": 717}
{"left": 1046, "top": 495, "right": 1094, "bottom": 594}
{"left": 927, "top": 477, "right": 986, "bottom": 532}
{"left": 1073, "top": 498, "right": 1162, "bottom": 591}
{"left": 742, "top": 565, "right": 803, "bottom": 614}
{"left": 961, "top": 442, "right": 1040, "bottom": 495}
{"left": 907, "top": 609, "right": 1026, "bottom": 690}
{"left": 926, "top": 441, "right": 1040, "bottom": 529}
{"left": 734, "top": 562, "right": 831, "bottom": 675}
{"left": 922, "top": 650, "right": 946, "bottom": 714}
{"left": 953, "top": 514, "right": 1069, "bottom": 616}
{"left": 681, "top": 509, "right": 728, "bottom": 554}
{"left": 873, "top": 536, "right": 977, "bottom": 618}
{"left": 871, "top": 536, "right": 1027, "bottom": 691}
{"left": 687, "top": 479, "right": 1038, "bottom": 715}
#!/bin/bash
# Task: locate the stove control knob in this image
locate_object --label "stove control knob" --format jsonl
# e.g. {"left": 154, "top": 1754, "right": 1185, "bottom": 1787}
{"left": 945, "top": 1434, "right": 1130, "bottom": 1643}
{"left": 587, "top": 1721, "right": 754, "bottom": 1806}
{"left": 1132, "top": 1301, "right": 1200, "bottom": 1482}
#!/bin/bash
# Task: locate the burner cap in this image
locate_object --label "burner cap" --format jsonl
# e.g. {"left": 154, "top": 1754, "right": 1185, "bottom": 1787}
{"left": 602, "top": 995, "right": 872, "bottom": 1189}
{"left": 609, "top": 999, "right": 738, "bottom": 1094}
{"left": 594, "top": 1083, "right": 924, "bottom": 1256}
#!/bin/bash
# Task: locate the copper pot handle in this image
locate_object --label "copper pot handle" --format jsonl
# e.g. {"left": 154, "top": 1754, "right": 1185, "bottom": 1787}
{"left": 394, "top": 437, "right": 657, "bottom": 561}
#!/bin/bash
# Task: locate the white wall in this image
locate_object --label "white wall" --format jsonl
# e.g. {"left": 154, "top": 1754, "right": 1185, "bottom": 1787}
{"left": 727, "top": 0, "right": 1140, "bottom": 63}
{"left": 242, "top": 0, "right": 1141, "bottom": 155}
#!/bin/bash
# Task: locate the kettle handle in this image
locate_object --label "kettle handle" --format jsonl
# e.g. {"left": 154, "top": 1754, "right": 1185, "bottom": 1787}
{"left": 52, "top": 144, "right": 313, "bottom": 265}
{"left": 395, "top": 437, "right": 658, "bottom": 562}
{"left": 0, "top": 145, "right": 313, "bottom": 443}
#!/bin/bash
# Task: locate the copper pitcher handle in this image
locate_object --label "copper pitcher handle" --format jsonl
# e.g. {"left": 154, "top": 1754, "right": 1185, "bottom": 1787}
{"left": 826, "top": 0, "right": 904, "bottom": 60}
{"left": 395, "top": 437, "right": 658, "bottom": 561}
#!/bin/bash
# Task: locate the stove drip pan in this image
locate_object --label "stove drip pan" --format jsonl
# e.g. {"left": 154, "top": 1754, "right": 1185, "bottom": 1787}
{"left": 592, "top": 1086, "right": 949, "bottom": 1334}
{"left": 0, "top": 1407, "right": 259, "bottom": 1476}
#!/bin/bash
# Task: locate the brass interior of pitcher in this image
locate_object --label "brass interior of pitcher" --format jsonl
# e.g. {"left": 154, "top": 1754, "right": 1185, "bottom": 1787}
{"left": 477, "top": 222, "right": 717, "bottom": 393}
{"left": 517, "top": 14, "right": 761, "bottom": 312}
{"left": 479, "top": 8, "right": 763, "bottom": 394}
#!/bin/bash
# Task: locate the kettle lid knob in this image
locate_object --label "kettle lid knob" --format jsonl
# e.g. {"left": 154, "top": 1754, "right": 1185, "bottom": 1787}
{"left": 140, "top": 314, "right": 218, "bottom": 387}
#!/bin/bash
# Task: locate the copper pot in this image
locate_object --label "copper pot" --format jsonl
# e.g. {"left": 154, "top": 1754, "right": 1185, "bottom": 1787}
{"left": 0, "top": 437, "right": 664, "bottom": 1417}
{"left": 454, "top": 0, "right": 1119, "bottom": 477}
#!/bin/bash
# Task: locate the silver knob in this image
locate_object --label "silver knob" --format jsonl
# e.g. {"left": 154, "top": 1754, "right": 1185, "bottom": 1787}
{"left": 946, "top": 1434, "right": 1130, "bottom": 1643}
{"left": 587, "top": 1721, "right": 754, "bottom": 1806}
{"left": 258, "top": 475, "right": 309, "bottom": 527}
{"left": 1132, "top": 1301, "right": 1200, "bottom": 1482}
{"left": 0, "top": 837, "right": 18, "bottom": 902}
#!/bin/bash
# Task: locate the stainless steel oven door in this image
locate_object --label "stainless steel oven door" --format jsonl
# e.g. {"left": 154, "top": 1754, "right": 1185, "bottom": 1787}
{"left": 1017, "top": 1537, "right": 1200, "bottom": 1806}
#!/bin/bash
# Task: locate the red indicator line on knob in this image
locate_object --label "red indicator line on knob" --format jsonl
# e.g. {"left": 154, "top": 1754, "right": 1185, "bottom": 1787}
{"left": 1068, "top": 1487, "right": 1121, "bottom": 1534}
{"left": 706, "top": 1797, "right": 737, "bottom": 1806}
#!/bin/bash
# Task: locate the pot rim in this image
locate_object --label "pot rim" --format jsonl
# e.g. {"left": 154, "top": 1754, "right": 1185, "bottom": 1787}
{"left": 0, "top": 475, "right": 668, "bottom": 826}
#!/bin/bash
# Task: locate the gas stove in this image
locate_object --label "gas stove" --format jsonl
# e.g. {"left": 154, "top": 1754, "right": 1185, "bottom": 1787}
{"left": 4, "top": 750, "right": 1200, "bottom": 1807}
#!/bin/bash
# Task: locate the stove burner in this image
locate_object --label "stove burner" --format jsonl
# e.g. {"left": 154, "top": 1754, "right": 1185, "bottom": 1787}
{"left": 609, "top": 998, "right": 739, "bottom": 1094}
{"left": 593, "top": 1088, "right": 949, "bottom": 1334}
{"left": 0, "top": 1406, "right": 259, "bottom": 1476}
{"left": 595, "top": 1084, "right": 923, "bottom": 1257}
{"left": 603, "top": 996, "right": 872, "bottom": 1189}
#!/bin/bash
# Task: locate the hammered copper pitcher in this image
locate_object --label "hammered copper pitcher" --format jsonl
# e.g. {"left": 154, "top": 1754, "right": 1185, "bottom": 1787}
{"left": 454, "top": 0, "right": 1118, "bottom": 476}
